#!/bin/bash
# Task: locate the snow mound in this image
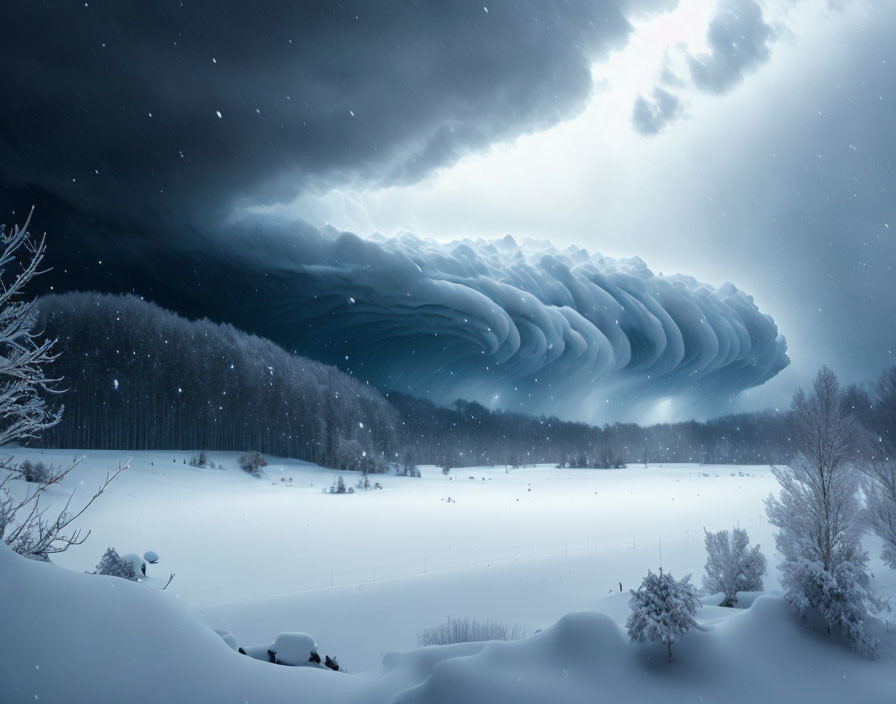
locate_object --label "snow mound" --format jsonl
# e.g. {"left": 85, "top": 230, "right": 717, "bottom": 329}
{"left": 2, "top": 543, "right": 894, "bottom": 703}
{"left": 271, "top": 632, "right": 317, "bottom": 665}
{"left": 213, "top": 628, "right": 237, "bottom": 651}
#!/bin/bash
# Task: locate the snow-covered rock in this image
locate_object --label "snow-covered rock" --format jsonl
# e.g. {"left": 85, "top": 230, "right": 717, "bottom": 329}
{"left": 271, "top": 632, "right": 317, "bottom": 666}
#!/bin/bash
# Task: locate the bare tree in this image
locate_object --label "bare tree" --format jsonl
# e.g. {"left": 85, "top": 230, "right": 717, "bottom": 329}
{"left": 766, "top": 366, "right": 882, "bottom": 657}
{"left": 0, "top": 209, "right": 63, "bottom": 445}
{"left": 0, "top": 456, "right": 128, "bottom": 560}
{"left": 0, "top": 210, "right": 126, "bottom": 560}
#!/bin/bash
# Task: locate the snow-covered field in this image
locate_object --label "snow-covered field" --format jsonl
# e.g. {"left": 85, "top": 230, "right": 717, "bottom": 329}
{"left": 2, "top": 448, "right": 895, "bottom": 702}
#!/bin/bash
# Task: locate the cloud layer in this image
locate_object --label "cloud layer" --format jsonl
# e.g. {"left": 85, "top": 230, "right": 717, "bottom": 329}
{"left": 0, "top": 0, "right": 659, "bottom": 229}
{"left": 225, "top": 222, "right": 789, "bottom": 421}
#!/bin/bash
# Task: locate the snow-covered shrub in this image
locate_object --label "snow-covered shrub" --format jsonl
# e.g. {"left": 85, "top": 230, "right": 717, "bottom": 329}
{"left": 417, "top": 617, "right": 525, "bottom": 646}
{"left": 766, "top": 367, "right": 882, "bottom": 658}
{"left": 702, "top": 527, "right": 766, "bottom": 606}
{"left": 95, "top": 547, "right": 138, "bottom": 581}
{"left": 328, "top": 476, "right": 347, "bottom": 494}
{"left": 143, "top": 550, "right": 160, "bottom": 564}
{"left": 188, "top": 452, "right": 208, "bottom": 468}
{"left": 238, "top": 451, "right": 267, "bottom": 477}
{"left": 15, "top": 459, "right": 57, "bottom": 484}
{"left": 626, "top": 568, "right": 700, "bottom": 662}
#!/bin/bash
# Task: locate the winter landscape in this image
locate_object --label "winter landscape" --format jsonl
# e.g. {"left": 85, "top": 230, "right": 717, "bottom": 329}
{"left": 3, "top": 1, "right": 896, "bottom": 703}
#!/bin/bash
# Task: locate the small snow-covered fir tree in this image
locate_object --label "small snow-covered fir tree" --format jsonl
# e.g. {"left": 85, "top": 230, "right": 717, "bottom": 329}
{"left": 765, "top": 366, "right": 882, "bottom": 658}
{"left": 95, "top": 547, "right": 138, "bottom": 581}
{"left": 702, "top": 527, "right": 766, "bottom": 606}
{"left": 626, "top": 568, "right": 700, "bottom": 662}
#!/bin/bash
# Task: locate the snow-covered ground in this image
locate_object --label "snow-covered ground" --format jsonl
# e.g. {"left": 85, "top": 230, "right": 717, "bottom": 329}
{"left": 2, "top": 449, "right": 895, "bottom": 702}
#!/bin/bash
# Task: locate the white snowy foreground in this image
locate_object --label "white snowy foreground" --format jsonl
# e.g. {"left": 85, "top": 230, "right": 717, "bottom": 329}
{"left": 1, "top": 450, "right": 895, "bottom": 702}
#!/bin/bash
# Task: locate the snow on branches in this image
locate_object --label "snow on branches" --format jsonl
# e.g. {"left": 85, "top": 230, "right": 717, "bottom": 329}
{"left": 702, "top": 527, "right": 766, "bottom": 607}
{"left": 626, "top": 568, "right": 700, "bottom": 662}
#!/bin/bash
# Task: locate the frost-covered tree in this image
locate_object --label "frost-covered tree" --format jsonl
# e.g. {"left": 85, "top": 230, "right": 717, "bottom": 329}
{"left": 0, "top": 209, "right": 62, "bottom": 444}
{"left": 861, "top": 366, "right": 896, "bottom": 569}
{"left": 95, "top": 547, "right": 138, "bottom": 581}
{"left": 702, "top": 527, "right": 766, "bottom": 607}
{"left": 863, "top": 462, "right": 896, "bottom": 568}
{"left": 626, "top": 568, "right": 700, "bottom": 662}
{"left": 238, "top": 451, "right": 267, "bottom": 477}
{"left": 0, "top": 212, "right": 126, "bottom": 561}
{"left": 765, "top": 366, "right": 882, "bottom": 658}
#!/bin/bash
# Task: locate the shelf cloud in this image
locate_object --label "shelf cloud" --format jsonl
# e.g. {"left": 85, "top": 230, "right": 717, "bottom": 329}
{"left": 222, "top": 221, "right": 789, "bottom": 421}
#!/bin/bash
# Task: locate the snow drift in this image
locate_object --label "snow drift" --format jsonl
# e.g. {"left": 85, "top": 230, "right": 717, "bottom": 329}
{"left": 3, "top": 538, "right": 894, "bottom": 703}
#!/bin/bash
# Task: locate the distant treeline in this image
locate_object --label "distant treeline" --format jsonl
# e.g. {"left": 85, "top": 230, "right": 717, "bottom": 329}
{"left": 390, "top": 395, "right": 796, "bottom": 467}
{"left": 32, "top": 292, "right": 867, "bottom": 470}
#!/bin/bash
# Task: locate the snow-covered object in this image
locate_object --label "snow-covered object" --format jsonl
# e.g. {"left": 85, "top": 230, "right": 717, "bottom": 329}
{"left": 270, "top": 632, "right": 317, "bottom": 665}
{"left": 766, "top": 370, "right": 882, "bottom": 657}
{"left": 702, "top": 527, "right": 766, "bottom": 606}
{"left": 120, "top": 553, "right": 146, "bottom": 577}
{"left": 3, "top": 544, "right": 896, "bottom": 703}
{"left": 95, "top": 547, "right": 137, "bottom": 581}
{"left": 143, "top": 550, "right": 160, "bottom": 564}
{"left": 626, "top": 569, "right": 700, "bottom": 661}
{"left": 213, "top": 628, "right": 237, "bottom": 651}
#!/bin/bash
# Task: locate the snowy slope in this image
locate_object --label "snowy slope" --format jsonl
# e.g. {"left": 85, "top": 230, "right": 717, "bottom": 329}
{"left": 2, "top": 448, "right": 895, "bottom": 701}
{"left": 2, "top": 542, "right": 895, "bottom": 704}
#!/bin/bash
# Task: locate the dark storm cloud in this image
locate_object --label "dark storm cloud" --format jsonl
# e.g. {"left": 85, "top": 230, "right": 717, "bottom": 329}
{"left": 631, "top": 88, "right": 682, "bottom": 135}
{"left": 687, "top": 0, "right": 774, "bottom": 94}
{"left": 0, "top": 0, "right": 650, "bottom": 229}
{"left": 203, "top": 221, "right": 788, "bottom": 421}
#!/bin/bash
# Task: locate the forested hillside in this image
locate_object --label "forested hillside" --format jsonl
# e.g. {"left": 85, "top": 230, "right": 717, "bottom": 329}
{"left": 35, "top": 293, "right": 400, "bottom": 468}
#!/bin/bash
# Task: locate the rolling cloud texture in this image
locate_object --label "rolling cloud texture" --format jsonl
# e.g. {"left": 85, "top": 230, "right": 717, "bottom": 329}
{"left": 0, "top": 0, "right": 793, "bottom": 421}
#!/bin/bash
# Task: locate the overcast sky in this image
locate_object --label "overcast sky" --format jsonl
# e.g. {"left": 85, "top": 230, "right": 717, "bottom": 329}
{"left": 1, "top": 0, "right": 893, "bottom": 421}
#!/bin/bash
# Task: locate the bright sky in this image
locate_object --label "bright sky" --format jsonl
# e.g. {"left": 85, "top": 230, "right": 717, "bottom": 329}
{"left": 258, "top": 0, "right": 894, "bottom": 414}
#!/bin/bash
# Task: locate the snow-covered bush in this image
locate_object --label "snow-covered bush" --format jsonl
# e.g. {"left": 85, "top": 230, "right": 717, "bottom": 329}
{"left": 702, "top": 527, "right": 766, "bottom": 606}
{"left": 327, "top": 476, "right": 351, "bottom": 494}
{"left": 238, "top": 451, "right": 267, "bottom": 477}
{"left": 765, "top": 366, "right": 882, "bottom": 658}
{"left": 95, "top": 547, "right": 138, "bottom": 581}
{"left": 417, "top": 617, "right": 525, "bottom": 646}
{"left": 189, "top": 452, "right": 208, "bottom": 468}
{"left": 14, "top": 459, "right": 57, "bottom": 484}
{"left": 626, "top": 568, "right": 700, "bottom": 662}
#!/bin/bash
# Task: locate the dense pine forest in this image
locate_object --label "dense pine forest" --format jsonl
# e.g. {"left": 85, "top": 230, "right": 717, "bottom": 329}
{"left": 34, "top": 292, "right": 868, "bottom": 470}
{"left": 35, "top": 293, "right": 400, "bottom": 469}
